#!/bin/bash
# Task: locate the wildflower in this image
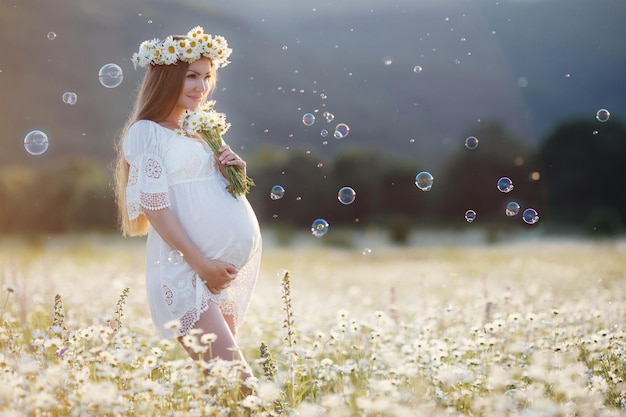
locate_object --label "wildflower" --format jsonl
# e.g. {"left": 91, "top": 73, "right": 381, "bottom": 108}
{"left": 164, "top": 319, "right": 182, "bottom": 330}
{"left": 321, "top": 358, "right": 334, "bottom": 367}
{"left": 1, "top": 284, "right": 16, "bottom": 294}
{"left": 144, "top": 355, "right": 158, "bottom": 368}
{"left": 56, "top": 347, "right": 68, "bottom": 359}
{"left": 256, "top": 380, "right": 281, "bottom": 402}
{"left": 241, "top": 394, "right": 263, "bottom": 410}
{"left": 200, "top": 332, "right": 217, "bottom": 345}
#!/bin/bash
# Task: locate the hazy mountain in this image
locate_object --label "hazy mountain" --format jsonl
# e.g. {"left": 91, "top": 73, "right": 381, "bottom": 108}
{"left": 1, "top": 0, "right": 624, "bottom": 170}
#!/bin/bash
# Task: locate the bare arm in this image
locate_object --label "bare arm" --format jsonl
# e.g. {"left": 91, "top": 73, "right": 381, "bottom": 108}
{"left": 143, "top": 207, "right": 237, "bottom": 293}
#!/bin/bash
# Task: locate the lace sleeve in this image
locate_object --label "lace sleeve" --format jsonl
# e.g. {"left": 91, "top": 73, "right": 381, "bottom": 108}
{"left": 126, "top": 153, "right": 171, "bottom": 220}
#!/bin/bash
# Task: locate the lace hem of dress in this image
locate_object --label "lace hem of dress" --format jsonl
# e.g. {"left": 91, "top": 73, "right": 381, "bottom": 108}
{"left": 140, "top": 191, "right": 171, "bottom": 212}
{"left": 178, "top": 283, "right": 211, "bottom": 337}
{"left": 171, "top": 243, "right": 261, "bottom": 337}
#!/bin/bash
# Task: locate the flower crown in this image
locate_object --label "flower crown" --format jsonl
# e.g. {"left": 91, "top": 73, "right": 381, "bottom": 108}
{"left": 132, "top": 26, "right": 232, "bottom": 69}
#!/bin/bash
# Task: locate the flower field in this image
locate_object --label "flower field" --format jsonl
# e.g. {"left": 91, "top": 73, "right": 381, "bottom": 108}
{"left": 0, "top": 234, "right": 625, "bottom": 416}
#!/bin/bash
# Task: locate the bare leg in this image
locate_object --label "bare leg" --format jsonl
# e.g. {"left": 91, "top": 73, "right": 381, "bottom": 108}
{"left": 178, "top": 302, "right": 252, "bottom": 395}
{"left": 223, "top": 313, "right": 236, "bottom": 337}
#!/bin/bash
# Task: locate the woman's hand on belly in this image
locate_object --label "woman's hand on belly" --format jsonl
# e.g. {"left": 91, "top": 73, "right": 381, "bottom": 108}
{"left": 197, "top": 259, "right": 239, "bottom": 293}
{"left": 143, "top": 207, "right": 238, "bottom": 294}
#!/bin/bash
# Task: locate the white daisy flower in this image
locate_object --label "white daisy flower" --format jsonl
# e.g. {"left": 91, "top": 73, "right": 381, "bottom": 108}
{"left": 200, "top": 333, "right": 217, "bottom": 344}
{"left": 187, "top": 26, "right": 204, "bottom": 39}
{"left": 164, "top": 319, "right": 182, "bottom": 330}
{"left": 160, "top": 37, "right": 178, "bottom": 65}
{"left": 2, "top": 284, "right": 16, "bottom": 294}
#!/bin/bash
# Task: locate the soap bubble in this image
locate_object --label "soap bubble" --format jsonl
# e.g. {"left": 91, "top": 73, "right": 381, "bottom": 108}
{"left": 413, "top": 65, "right": 423, "bottom": 73}
{"left": 415, "top": 171, "right": 434, "bottom": 191}
{"left": 167, "top": 250, "right": 184, "bottom": 265}
{"left": 24, "top": 130, "right": 49, "bottom": 155}
{"left": 464, "top": 210, "right": 477, "bottom": 223}
{"left": 270, "top": 185, "right": 285, "bottom": 200}
{"left": 465, "top": 136, "right": 479, "bottom": 150}
{"left": 522, "top": 208, "right": 539, "bottom": 225}
{"left": 334, "top": 123, "right": 350, "bottom": 139}
{"left": 505, "top": 201, "right": 520, "bottom": 216}
{"left": 47, "top": 32, "right": 56, "bottom": 40}
{"left": 323, "top": 111, "right": 335, "bottom": 123}
{"left": 596, "top": 108, "right": 610, "bottom": 122}
{"left": 98, "top": 63, "right": 123, "bottom": 88}
{"left": 62, "top": 92, "right": 77, "bottom": 105}
{"left": 497, "top": 177, "right": 514, "bottom": 193}
{"left": 337, "top": 186, "right": 356, "bottom": 205}
{"left": 311, "top": 218, "right": 329, "bottom": 237}
{"left": 362, "top": 248, "right": 372, "bottom": 256}
{"left": 302, "top": 113, "right": 315, "bottom": 126}
{"left": 320, "top": 129, "right": 328, "bottom": 137}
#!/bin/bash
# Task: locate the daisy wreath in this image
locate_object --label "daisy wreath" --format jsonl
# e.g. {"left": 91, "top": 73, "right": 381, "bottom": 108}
{"left": 178, "top": 101, "right": 255, "bottom": 198}
{"left": 132, "top": 26, "right": 232, "bottom": 69}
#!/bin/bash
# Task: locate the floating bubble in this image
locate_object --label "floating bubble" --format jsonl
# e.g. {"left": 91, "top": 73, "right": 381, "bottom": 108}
{"left": 596, "top": 108, "right": 610, "bottom": 122}
{"left": 47, "top": 32, "right": 56, "bottom": 40}
{"left": 505, "top": 201, "right": 520, "bottom": 217}
{"left": 167, "top": 250, "right": 184, "bottom": 265}
{"left": 23, "top": 130, "right": 49, "bottom": 155}
{"left": 465, "top": 136, "right": 479, "bottom": 150}
{"left": 270, "top": 185, "right": 285, "bottom": 200}
{"left": 337, "top": 186, "right": 356, "bottom": 205}
{"left": 522, "top": 208, "right": 539, "bottom": 224}
{"left": 497, "top": 177, "right": 514, "bottom": 193}
{"left": 311, "top": 218, "right": 329, "bottom": 237}
{"left": 323, "top": 111, "right": 335, "bottom": 123}
{"left": 98, "top": 63, "right": 123, "bottom": 88}
{"left": 302, "top": 113, "right": 315, "bottom": 126}
{"left": 415, "top": 171, "right": 434, "bottom": 191}
{"left": 464, "top": 210, "right": 477, "bottom": 223}
{"left": 320, "top": 129, "right": 328, "bottom": 137}
{"left": 334, "top": 123, "right": 350, "bottom": 139}
{"left": 413, "top": 65, "right": 423, "bottom": 73}
{"left": 62, "top": 92, "right": 77, "bottom": 105}
{"left": 362, "top": 248, "right": 372, "bottom": 256}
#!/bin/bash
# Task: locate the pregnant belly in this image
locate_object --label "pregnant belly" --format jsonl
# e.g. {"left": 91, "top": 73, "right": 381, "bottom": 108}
{"left": 184, "top": 198, "right": 261, "bottom": 269}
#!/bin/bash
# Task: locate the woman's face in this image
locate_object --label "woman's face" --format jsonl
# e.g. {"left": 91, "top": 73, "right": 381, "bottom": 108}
{"left": 176, "top": 57, "right": 212, "bottom": 112}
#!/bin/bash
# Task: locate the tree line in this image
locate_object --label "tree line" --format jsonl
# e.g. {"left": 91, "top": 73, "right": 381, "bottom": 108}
{"left": 1, "top": 117, "right": 624, "bottom": 238}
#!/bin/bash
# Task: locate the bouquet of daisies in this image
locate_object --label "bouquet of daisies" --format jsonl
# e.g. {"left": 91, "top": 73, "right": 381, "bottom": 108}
{"left": 179, "top": 101, "right": 255, "bottom": 198}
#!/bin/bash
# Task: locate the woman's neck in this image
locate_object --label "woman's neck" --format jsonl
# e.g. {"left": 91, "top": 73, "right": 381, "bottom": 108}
{"left": 158, "top": 109, "right": 185, "bottom": 130}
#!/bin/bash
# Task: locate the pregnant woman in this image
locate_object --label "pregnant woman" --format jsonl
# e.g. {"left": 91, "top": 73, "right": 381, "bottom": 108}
{"left": 113, "top": 26, "right": 261, "bottom": 386}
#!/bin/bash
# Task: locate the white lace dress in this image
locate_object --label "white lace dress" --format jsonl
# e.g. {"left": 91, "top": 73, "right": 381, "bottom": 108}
{"left": 123, "top": 120, "right": 262, "bottom": 339}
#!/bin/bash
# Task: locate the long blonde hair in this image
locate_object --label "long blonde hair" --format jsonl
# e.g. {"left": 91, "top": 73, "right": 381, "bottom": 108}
{"left": 114, "top": 54, "right": 218, "bottom": 236}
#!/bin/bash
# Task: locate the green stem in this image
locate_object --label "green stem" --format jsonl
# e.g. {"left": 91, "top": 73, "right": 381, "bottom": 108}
{"left": 200, "top": 129, "right": 255, "bottom": 198}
